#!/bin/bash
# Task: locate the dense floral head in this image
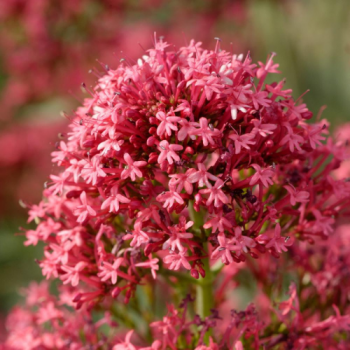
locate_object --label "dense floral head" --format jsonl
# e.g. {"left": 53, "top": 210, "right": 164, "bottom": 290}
{"left": 24, "top": 37, "right": 350, "bottom": 308}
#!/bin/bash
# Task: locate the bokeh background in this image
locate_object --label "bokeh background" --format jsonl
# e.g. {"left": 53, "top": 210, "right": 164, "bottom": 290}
{"left": 0, "top": 0, "right": 349, "bottom": 315}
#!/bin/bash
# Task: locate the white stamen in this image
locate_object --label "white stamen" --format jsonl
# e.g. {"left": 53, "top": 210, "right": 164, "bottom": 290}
{"left": 231, "top": 107, "right": 237, "bottom": 120}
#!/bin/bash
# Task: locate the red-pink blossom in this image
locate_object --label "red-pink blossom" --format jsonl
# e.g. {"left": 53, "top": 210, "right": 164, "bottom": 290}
{"left": 121, "top": 153, "right": 147, "bottom": 181}
{"left": 101, "top": 185, "right": 131, "bottom": 213}
{"left": 158, "top": 140, "right": 183, "bottom": 164}
{"left": 9, "top": 39, "right": 350, "bottom": 348}
{"left": 98, "top": 257, "right": 124, "bottom": 285}
{"left": 156, "top": 111, "right": 181, "bottom": 137}
{"left": 265, "top": 223, "right": 293, "bottom": 254}
{"left": 284, "top": 185, "right": 309, "bottom": 206}
{"left": 74, "top": 191, "right": 97, "bottom": 223}
{"left": 228, "top": 132, "right": 256, "bottom": 154}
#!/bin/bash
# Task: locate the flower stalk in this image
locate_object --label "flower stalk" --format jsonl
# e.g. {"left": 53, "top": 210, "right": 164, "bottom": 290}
{"left": 196, "top": 247, "right": 214, "bottom": 320}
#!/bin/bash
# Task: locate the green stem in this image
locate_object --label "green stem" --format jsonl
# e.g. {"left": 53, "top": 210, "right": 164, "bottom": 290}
{"left": 196, "top": 258, "right": 214, "bottom": 318}
{"left": 196, "top": 244, "right": 214, "bottom": 344}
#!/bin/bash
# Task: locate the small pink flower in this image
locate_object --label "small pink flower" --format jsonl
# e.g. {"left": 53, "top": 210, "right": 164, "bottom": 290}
{"left": 199, "top": 179, "right": 229, "bottom": 207}
{"left": 187, "top": 76, "right": 222, "bottom": 100}
{"left": 37, "top": 302, "right": 63, "bottom": 324}
{"left": 266, "top": 80, "right": 292, "bottom": 98}
{"left": 256, "top": 52, "right": 280, "bottom": 78}
{"left": 249, "top": 164, "right": 274, "bottom": 187}
{"left": 113, "top": 330, "right": 136, "bottom": 350}
{"left": 98, "top": 257, "right": 124, "bottom": 284}
{"left": 74, "top": 191, "right": 96, "bottom": 223}
{"left": 188, "top": 163, "right": 218, "bottom": 187}
{"left": 49, "top": 172, "right": 70, "bottom": 195}
{"left": 203, "top": 213, "right": 231, "bottom": 233}
{"left": 123, "top": 222, "right": 149, "bottom": 248}
{"left": 162, "top": 225, "right": 193, "bottom": 252}
{"left": 229, "top": 132, "right": 256, "bottom": 154}
{"left": 156, "top": 111, "right": 181, "bottom": 137}
{"left": 282, "top": 99, "right": 309, "bottom": 121}
{"left": 81, "top": 156, "right": 106, "bottom": 185}
{"left": 24, "top": 230, "right": 40, "bottom": 246}
{"left": 169, "top": 171, "right": 194, "bottom": 194}
{"left": 280, "top": 128, "right": 304, "bottom": 153}
{"left": 135, "top": 257, "right": 159, "bottom": 279}
{"left": 177, "top": 119, "right": 198, "bottom": 141}
{"left": 265, "top": 224, "right": 293, "bottom": 254}
{"left": 190, "top": 117, "right": 221, "bottom": 146}
{"left": 51, "top": 141, "right": 71, "bottom": 165}
{"left": 251, "top": 119, "right": 276, "bottom": 137}
{"left": 230, "top": 227, "right": 256, "bottom": 255}
{"left": 101, "top": 185, "right": 131, "bottom": 213}
{"left": 97, "top": 137, "right": 124, "bottom": 155}
{"left": 121, "top": 153, "right": 147, "bottom": 181}
{"left": 163, "top": 250, "right": 191, "bottom": 270}
{"left": 284, "top": 185, "right": 309, "bottom": 206}
{"left": 61, "top": 262, "right": 88, "bottom": 287}
{"left": 211, "top": 232, "right": 236, "bottom": 264}
{"left": 311, "top": 209, "right": 335, "bottom": 236}
{"left": 158, "top": 140, "right": 183, "bottom": 164}
{"left": 251, "top": 91, "right": 271, "bottom": 109}
{"left": 156, "top": 190, "right": 184, "bottom": 209}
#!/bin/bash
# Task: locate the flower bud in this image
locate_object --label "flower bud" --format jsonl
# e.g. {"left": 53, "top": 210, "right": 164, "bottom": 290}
{"left": 147, "top": 136, "right": 156, "bottom": 147}
{"left": 190, "top": 268, "right": 199, "bottom": 279}
{"left": 266, "top": 140, "right": 274, "bottom": 148}
{"left": 112, "top": 287, "right": 122, "bottom": 298}
{"left": 198, "top": 265, "right": 206, "bottom": 278}
{"left": 149, "top": 127, "right": 157, "bottom": 135}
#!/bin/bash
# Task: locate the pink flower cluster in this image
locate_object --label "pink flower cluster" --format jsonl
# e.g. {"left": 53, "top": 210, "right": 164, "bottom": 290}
{"left": 2, "top": 282, "right": 119, "bottom": 349}
{"left": 23, "top": 37, "right": 350, "bottom": 303}
{"left": 2, "top": 37, "right": 350, "bottom": 349}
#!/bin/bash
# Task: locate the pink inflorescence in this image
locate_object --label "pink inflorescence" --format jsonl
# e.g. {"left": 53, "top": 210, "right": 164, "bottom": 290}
{"left": 24, "top": 37, "right": 350, "bottom": 310}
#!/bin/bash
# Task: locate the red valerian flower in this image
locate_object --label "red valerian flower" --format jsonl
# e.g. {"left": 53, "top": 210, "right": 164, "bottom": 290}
{"left": 61, "top": 262, "right": 88, "bottom": 287}
{"left": 157, "top": 140, "right": 183, "bottom": 164}
{"left": 74, "top": 191, "right": 96, "bottom": 223}
{"left": 284, "top": 185, "right": 309, "bottom": 206}
{"left": 265, "top": 223, "right": 293, "bottom": 255}
{"left": 101, "top": 185, "right": 131, "bottom": 213}
{"left": 188, "top": 163, "right": 219, "bottom": 187}
{"left": 16, "top": 37, "right": 350, "bottom": 318}
{"left": 113, "top": 330, "right": 137, "bottom": 350}
{"left": 135, "top": 257, "right": 159, "bottom": 279}
{"left": 98, "top": 257, "right": 125, "bottom": 285}
{"left": 121, "top": 153, "right": 147, "bottom": 181}
{"left": 199, "top": 179, "right": 229, "bottom": 208}
{"left": 156, "top": 190, "right": 184, "bottom": 209}
{"left": 156, "top": 111, "right": 181, "bottom": 137}
{"left": 256, "top": 52, "right": 280, "bottom": 79}
{"left": 230, "top": 226, "right": 256, "bottom": 255}
{"left": 211, "top": 232, "right": 236, "bottom": 264}
{"left": 228, "top": 132, "right": 256, "bottom": 154}
{"left": 163, "top": 250, "right": 191, "bottom": 270}
{"left": 203, "top": 212, "right": 231, "bottom": 233}
{"left": 249, "top": 164, "right": 274, "bottom": 187}
{"left": 190, "top": 117, "right": 221, "bottom": 146}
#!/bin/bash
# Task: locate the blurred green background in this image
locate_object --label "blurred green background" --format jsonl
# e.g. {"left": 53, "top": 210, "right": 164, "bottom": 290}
{"left": 0, "top": 0, "right": 349, "bottom": 314}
